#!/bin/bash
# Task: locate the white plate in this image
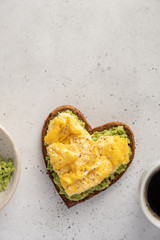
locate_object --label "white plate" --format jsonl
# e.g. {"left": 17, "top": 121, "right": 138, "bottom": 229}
{"left": 0, "top": 125, "right": 21, "bottom": 211}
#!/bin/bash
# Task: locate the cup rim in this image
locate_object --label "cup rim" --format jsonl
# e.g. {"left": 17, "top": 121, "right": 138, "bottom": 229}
{"left": 139, "top": 162, "right": 160, "bottom": 228}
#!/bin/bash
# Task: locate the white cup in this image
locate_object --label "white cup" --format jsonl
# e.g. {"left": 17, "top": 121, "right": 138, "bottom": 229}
{"left": 138, "top": 161, "right": 160, "bottom": 228}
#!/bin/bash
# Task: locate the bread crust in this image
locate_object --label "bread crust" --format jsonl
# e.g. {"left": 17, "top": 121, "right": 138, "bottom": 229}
{"left": 42, "top": 105, "right": 135, "bottom": 208}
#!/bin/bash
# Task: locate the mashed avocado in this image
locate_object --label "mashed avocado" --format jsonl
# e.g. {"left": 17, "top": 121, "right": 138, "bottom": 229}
{"left": 64, "top": 110, "right": 85, "bottom": 128}
{"left": 45, "top": 111, "right": 132, "bottom": 201}
{"left": 0, "top": 156, "right": 14, "bottom": 192}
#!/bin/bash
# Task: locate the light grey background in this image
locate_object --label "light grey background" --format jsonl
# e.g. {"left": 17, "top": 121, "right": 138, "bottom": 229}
{"left": 0, "top": 0, "right": 160, "bottom": 239}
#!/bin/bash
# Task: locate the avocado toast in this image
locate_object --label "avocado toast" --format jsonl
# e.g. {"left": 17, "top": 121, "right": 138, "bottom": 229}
{"left": 42, "top": 105, "right": 135, "bottom": 208}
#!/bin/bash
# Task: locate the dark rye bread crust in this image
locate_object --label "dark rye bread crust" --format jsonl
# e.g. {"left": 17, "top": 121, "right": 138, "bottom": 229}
{"left": 42, "top": 105, "right": 135, "bottom": 208}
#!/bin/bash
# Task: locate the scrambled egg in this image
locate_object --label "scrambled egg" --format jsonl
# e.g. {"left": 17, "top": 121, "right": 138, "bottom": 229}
{"left": 44, "top": 112, "right": 129, "bottom": 196}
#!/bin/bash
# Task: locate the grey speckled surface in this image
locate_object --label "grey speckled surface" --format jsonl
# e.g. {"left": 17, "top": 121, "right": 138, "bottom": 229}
{"left": 0, "top": 0, "right": 160, "bottom": 239}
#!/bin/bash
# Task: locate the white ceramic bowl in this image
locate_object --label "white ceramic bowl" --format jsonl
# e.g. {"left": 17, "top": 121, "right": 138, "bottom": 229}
{"left": 0, "top": 125, "right": 20, "bottom": 210}
{"left": 138, "top": 161, "right": 160, "bottom": 228}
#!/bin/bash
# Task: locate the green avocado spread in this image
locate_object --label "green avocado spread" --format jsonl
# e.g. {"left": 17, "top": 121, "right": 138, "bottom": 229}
{"left": 45, "top": 111, "right": 132, "bottom": 201}
{"left": 0, "top": 156, "right": 14, "bottom": 192}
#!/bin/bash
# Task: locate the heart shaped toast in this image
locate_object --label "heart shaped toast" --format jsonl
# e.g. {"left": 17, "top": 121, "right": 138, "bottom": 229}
{"left": 42, "top": 105, "right": 135, "bottom": 208}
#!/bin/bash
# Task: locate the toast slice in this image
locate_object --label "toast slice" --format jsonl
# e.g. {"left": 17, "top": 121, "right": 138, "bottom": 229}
{"left": 42, "top": 105, "right": 135, "bottom": 208}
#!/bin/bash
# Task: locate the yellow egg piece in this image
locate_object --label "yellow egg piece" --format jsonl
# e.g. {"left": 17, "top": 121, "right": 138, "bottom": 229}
{"left": 45, "top": 112, "right": 130, "bottom": 196}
